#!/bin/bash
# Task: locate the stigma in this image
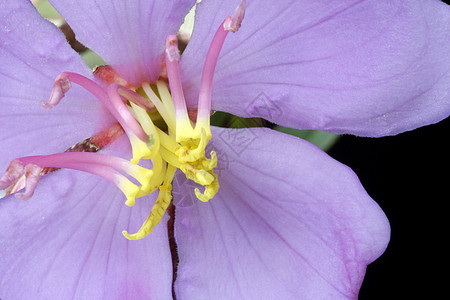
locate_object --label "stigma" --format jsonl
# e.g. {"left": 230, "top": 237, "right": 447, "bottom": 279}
{"left": 0, "top": 0, "right": 245, "bottom": 240}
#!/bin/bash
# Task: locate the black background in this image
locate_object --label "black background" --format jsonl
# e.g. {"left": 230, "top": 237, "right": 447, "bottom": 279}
{"left": 330, "top": 1, "right": 449, "bottom": 296}
{"left": 329, "top": 115, "right": 449, "bottom": 299}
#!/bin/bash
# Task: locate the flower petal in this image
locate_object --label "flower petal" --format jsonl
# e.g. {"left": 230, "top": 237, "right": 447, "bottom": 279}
{"left": 181, "top": 0, "right": 450, "bottom": 137}
{"left": 174, "top": 127, "right": 390, "bottom": 299}
{"left": 49, "top": 0, "right": 197, "bottom": 86}
{"left": 0, "top": 1, "right": 113, "bottom": 170}
{"left": 0, "top": 138, "right": 173, "bottom": 299}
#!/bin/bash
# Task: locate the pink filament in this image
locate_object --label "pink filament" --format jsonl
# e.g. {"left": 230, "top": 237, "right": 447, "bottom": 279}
{"left": 106, "top": 85, "right": 148, "bottom": 142}
{"left": 196, "top": 0, "right": 246, "bottom": 121}
{"left": 18, "top": 152, "right": 135, "bottom": 173}
{"left": 164, "top": 35, "right": 189, "bottom": 117}
{"left": 43, "top": 72, "right": 148, "bottom": 143}
{"left": 13, "top": 152, "right": 138, "bottom": 198}
{"left": 114, "top": 84, "right": 156, "bottom": 112}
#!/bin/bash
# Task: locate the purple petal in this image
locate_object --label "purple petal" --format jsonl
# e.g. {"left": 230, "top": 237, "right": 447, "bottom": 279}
{"left": 174, "top": 127, "right": 390, "bottom": 299}
{"left": 181, "top": 0, "right": 450, "bottom": 137}
{"left": 0, "top": 137, "right": 173, "bottom": 299}
{"left": 49, "top": 0, "right": 196, "bottom": 86}
{"left": 0, "top": 1, "right": 114, "bottom": 170}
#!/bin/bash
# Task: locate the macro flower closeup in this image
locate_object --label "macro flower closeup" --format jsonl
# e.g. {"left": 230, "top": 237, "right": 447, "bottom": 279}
{"left": 0, "top": 0, "right": 448, "bottom": 299}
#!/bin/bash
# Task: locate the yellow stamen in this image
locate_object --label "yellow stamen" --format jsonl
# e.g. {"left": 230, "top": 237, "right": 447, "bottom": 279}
{"left": 130, "top": 102, "right": 160, "bottom": 158}
{"left": 159, "top": 146, "right": 181, "bottom": 168}
{"left": 127, "top": 164, "right": 154, "bottom": 193}
{"left": 180, "top": 163, "right": 215, "bottom": 186}
{"left": 193, "top": 114, "right": 212, "bottom": 141}
{"left": 138, "top": 154, "right": 166, "bottom": 195}
{"left": 122, "top": 165, "right": 177, "bottom": 240}
{"left": 176, "top": 128, "right": 208, "bottom": 163}
{"left": 119, "top": 81, "right": 220, "bottom": 239}
{"left": 200, "top": 151, "right": 218, "bottom": 171}
{"left": 156, "top": 80, "right": 176, "bottom": 123}
{"left": 129, "top": 135, "right": 154, "bottom": 165}
{"left": 142, "top": 82, "right": 176, "bottom": 132}
{"left": 117, "top": 179, "right": 141, "bottom": 207}
{"left": 195, "top": 174, "right": 219, "bottom": 202}
{"left": 156, "top": 127, "right": 179, "bottom": 153}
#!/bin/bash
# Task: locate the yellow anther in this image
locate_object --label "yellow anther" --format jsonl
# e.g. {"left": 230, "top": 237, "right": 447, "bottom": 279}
{"left": 199, "top": 151, "right": 217, "bottom": 171}
{"left": 180, "top": 163, "right": 215, "bottom": 186}
{"left": 122, "top": 165, "right": 177, "bottom": 240}
{"left": 122, "top": 184, "right": 172, "bottom": 239}
{"left": 117, "top": 179, "right": 141, "bottom": 207}
{"left": 176, "top": 128, "right": 208, "bottom": 163}
{"left": 130, "top": 135, "right": 154, "bottom": 164}
{"left": 128, "top": 164, "right": 153, "bottom": 193}
{"left": 137, "top": 154, "right": 166, "bottom": 196}
{"left": 194, "top": 174, "right": 219, "bottom": 202}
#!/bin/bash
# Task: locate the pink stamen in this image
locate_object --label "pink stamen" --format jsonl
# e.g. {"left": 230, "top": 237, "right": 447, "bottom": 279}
{"left": 41, "top": 72, "right": 109, "bottom": 110}
{"left": 106, "top": 85, "right": 149, "bottom": 142}
{"left": 2, "top": 152, "right": 144, "bottom": 200}
{"left": 113, "top": 84, "right": 156, "bottom": 113}
{"left": 196, "top": 0, "right": 246, "bottom": 121}
{"left": 164, "top": 35, "right": 189, "bottom": 117}
{"left": 18, "top": 152, "right": 136, "bottom": 173}
{"left": 42, "top": 72, "right": 148, "bottom": 143}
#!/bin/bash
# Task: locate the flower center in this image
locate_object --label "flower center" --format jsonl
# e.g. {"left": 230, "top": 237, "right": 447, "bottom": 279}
{"left": 0, "top": 1, "right": 246, "bottom": 240}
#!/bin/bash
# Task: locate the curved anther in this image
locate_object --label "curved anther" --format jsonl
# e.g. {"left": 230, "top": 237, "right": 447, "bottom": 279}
{"left": 180, "top": 163, "right": 215, "bottom": 186}
{"left": 122, "top": 165, "right": 177, "bottom": 240}
{"left": 198, "top": 151, "right": 218, "bottom": 171}
{"left": 15, "top": 164, "right": 43, "bottom": 200}
{"left": 122, "top": 182, "right": 173, "bottom": 240}
{"left": 41, "top": 73, "right": 72, "bottom": 110}
{"left": 176, "top": 128, "right": 208, "bottom": 163}
{"left": 0, "top": 159, "right": 25, "bottom": 190}
{"left": 195, "top": 174, "right": 219, "bottom": 202}
{"left": 41, "top": 72, "right": 110, "bottom": 110}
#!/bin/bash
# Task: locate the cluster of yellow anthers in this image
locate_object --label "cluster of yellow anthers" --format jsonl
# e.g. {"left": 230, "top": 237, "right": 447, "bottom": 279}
{"left": 120, "top": 0, "right": 246, "bottom": 239}
{"left": 119, "top": 79, "right": 219, "bottom": 240}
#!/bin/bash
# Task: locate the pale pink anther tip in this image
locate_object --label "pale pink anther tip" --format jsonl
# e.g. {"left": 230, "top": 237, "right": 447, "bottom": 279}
{"left": 42, "top": 73, "right": 72, "bottom": 110}
{"left": 224, "top": 0, "right": 246, "bottom": 32}
{"left": 165, "top": 35, "right": 180, "bottom": 62}
{"left": 40, "top": 100, "right": 54, "bottom": 110}
{"left": 14, "top": 164, "right": 42, "bottom": 201}
{"left": 0, "top": 159, "right": 24, "bottom": 190}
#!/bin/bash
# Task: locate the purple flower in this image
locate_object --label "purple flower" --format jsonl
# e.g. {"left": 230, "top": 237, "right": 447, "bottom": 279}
{"left": 0, "top": 0, "right": 448, "bottom": 299}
